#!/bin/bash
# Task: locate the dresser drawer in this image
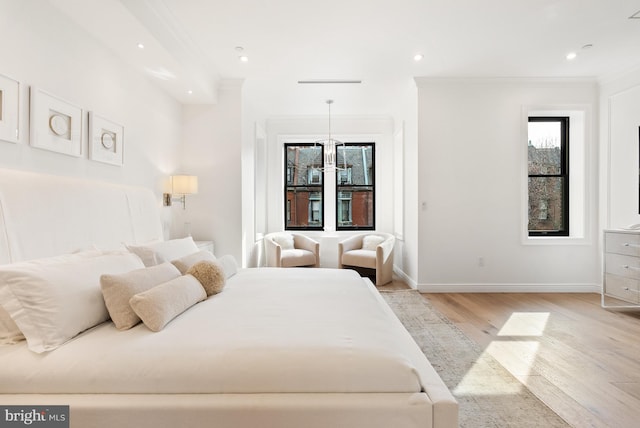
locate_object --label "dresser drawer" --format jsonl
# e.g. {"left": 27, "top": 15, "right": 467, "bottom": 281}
{"left": 605, "top": 253, "right": 640, "bottom": 279}
{"left": 605, "top": 232, "right": 640, "bottom": 257}
{"left": 604, "top": 274, "right": 640, "bottom": 304}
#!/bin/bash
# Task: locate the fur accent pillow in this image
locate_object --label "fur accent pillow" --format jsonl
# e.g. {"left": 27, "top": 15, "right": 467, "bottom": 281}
{"left": 187, "top": 260, "right": 226, "bottom": 296}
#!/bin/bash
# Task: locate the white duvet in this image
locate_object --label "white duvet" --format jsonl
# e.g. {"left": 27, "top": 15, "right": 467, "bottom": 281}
{"left": 0, "top": 268, "right": 428, "bottom": 394}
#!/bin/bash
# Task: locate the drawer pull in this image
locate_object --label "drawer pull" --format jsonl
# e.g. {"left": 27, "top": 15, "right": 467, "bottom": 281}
{"left": 623, "top": 287, "right": 640, "bottom": 293}
{"left": 623, "top": 265, "right": 640, "bottom": 271}
{"left": 623, "top": 242, "right": 640, "bottom": 248}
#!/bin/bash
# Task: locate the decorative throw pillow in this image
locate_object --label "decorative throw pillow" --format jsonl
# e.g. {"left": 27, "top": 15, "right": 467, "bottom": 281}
{"left": 126, "top": 237, "right": 199, "bottom": 267}
{"left": 129, "top": 275, "right": 206, "bottom": 332}
{"left": 362, "top": 235, "right": 385, "bottom": 251}
{"left": 0, "top": 250, "right": 144, "bottom": 353}
{"left": 100, "top": 263, "right": 182, "bottom": 330}
{"left": 187, "top": 260, "right": 226, "bottom": 296}
{"left": 171, "top": 250, "right": 217, "bottom": 275}
{"left": 272, "top": 234, "right": 295, "bottom": 250}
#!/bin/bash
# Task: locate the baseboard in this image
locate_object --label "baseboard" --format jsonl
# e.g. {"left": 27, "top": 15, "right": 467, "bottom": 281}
{"left": 393, "top": 267, "right": 417, "bottom": 290}
{"left": 418, "top": 283, "right": 601, "bottom": 293}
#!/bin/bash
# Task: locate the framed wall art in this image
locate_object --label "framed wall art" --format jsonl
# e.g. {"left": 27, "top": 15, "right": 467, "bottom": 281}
{"left": 29, "top": 87, "right": 82, "bottom": 157}
{"left": 88, "top": 112, "right": 124, "bottom": 166}
{"left": 0, "top": 73, "right": 20, "bottom": 144}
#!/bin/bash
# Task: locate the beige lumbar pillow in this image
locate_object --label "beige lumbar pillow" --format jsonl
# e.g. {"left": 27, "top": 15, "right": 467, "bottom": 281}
{"left": 129, "top": 275, "right": 206, "bottom": 332}
{"left": 187, "top": 260, "right": 226, "bottom": 296}
{"left": 171, "top": 250, "right": 216, "bottom": 275}
{"left": 101, "top": 263, "right": 182, "bottom": 330}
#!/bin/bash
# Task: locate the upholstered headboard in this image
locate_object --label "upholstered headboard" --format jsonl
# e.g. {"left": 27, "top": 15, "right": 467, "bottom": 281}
{"left": 0, "top": 168, "right": 163, "bottom": 265}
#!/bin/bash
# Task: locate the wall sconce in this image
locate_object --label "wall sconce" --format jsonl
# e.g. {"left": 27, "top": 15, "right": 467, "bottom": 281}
{"left": 163, "top": 175, "right": 198, "bottom": 209}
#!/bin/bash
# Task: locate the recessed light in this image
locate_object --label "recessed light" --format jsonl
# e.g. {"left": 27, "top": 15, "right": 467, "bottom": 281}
{"left": 566, "top": 52, "right": 577, "bottom": 60}
{"left": 414, "top": 53, "right": 424, "bottom": 62}
{"left": 137, "top": 43, "right": 145, "bottom": 49}
{"left": 187, "top": 90, "right": 193, "bottom": 94}
{"left": 239, "top": 55, "right": 249, "bottom": 62}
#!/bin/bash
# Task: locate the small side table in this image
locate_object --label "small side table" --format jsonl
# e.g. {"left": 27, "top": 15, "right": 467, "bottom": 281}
{"left": 194, "top": 240, "right": 214, "bottom": 255}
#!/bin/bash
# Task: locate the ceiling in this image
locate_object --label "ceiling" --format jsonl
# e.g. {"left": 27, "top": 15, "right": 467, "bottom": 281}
{"left": 50, "top": 0, "right": 640, "bottom": 117}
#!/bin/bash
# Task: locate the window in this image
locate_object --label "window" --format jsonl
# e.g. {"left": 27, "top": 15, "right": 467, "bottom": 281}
{"left": 527, "top": 117, "right": 569, "bottom": 236}
{"left": 284, "top": 143, "right": 324, "bottom": 230}
{"left": 284, "top": 141, "right": 375, "bottom": 231}
{"left": 336, "top": 143, "right": 375, "bottom": 230}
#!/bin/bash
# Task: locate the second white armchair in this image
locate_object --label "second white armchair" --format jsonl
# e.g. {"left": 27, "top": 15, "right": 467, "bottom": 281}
{"left": 338, "top": 233, "right": 395, "bottom": 285}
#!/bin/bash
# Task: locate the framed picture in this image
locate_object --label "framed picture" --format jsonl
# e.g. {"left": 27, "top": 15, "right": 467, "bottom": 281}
{"left": 0, "top": 73, "right": 20, "bottom": 144}
{"left": 88, "top": 112, "right": 124, "bottom": 166}
{"left": 29, "top": 87, "right": 82, "bottom": 157}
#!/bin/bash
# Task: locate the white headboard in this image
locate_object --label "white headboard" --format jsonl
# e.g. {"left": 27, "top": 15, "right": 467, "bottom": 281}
{"left": 0, "top": 168, "right": 163, "bottom": 265}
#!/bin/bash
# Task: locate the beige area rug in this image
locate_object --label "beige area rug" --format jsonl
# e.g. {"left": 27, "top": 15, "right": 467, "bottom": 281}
{"left": 381, "top": 290, "right": 571, "bottom": 428}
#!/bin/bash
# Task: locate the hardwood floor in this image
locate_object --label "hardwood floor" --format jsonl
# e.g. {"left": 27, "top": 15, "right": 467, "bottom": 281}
{"left": 404, "top": 290, "right": 640, "bottom": 428}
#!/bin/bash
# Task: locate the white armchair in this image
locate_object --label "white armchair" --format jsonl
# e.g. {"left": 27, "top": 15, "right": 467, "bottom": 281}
{"left": 264, "top": 233, "right": 320, "bottom": 268}
{"left": 338, "top": 233, "right": 395, "bottom": 285}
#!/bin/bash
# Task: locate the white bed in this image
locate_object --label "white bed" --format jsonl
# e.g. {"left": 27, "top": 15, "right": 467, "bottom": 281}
{"left": 0, "top": 168, "right": 457, "bottom": 428}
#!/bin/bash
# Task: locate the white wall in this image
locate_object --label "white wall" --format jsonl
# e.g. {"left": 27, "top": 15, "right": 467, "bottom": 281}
{"left": 178, "top": 81, "right": 243, "bottom": 262}
{"left": 391, "top": 79, "right": 419, "bottom": 288}
{"left": 0, "top": 0, "right": 182, "bottom": 236}
{"left": 416, "top": 78, "right": 600, "bottom": 292}
{"left": 600, "top": 67, "right": 640, "bottom": 229}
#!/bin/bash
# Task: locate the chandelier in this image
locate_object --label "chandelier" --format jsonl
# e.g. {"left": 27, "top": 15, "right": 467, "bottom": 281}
{"left": 315, "top": 100, "right": 347, "bottom": 171}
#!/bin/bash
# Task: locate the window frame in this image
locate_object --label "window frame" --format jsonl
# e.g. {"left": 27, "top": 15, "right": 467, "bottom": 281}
{"left": 527, "top": 116, "right": 570, "bottom": 237}
{"left": 284, "top": 142, "right": 325, "bottom": 231}
{"left": 335, "top": 142, "right": 376, "bottom": 231}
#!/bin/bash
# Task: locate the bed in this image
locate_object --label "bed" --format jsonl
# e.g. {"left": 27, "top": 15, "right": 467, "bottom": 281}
{"left": 0, "top": 168, "right": 457, "bottom": 428}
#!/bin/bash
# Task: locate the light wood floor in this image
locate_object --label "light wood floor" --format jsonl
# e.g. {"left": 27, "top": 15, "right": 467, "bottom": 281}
{"left": 379, "top": 279, "right": 640, "bottom": 427}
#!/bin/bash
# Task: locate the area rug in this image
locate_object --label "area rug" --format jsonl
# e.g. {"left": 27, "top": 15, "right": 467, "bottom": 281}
{"left": 381, "top": 290, "right": 571, "bottom": 428}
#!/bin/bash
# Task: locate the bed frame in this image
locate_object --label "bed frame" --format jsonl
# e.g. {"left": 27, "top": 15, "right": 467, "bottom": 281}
{"left": 0, "top": 168, "right": 458, "bottom": 428}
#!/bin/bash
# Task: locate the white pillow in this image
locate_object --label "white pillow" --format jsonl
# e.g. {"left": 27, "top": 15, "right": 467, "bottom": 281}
{"left": 272, "top": 234, "right": 294, "bottom": 250}
{"left": 129, "top": 275, "right": 206, "bottom": 332}
{"left": 101, "top": 263, "right": 182, "bottom": 330}
{"left": 362, "top": 235, "right": 385, "bottom": 251}
{"left": 217, "top": 254, "right": 238, "bottom": 279}
{"left": 0, "top": 307, "right": 24, "bottom": 344}
{"left": 0, "top": 250, "right": 144, "bottom": 353}
{"left": 127, "top": 237, "right": 199, "bottom": 267}
{"left": 171, "top": 250, "right": 217, "bottom": 275}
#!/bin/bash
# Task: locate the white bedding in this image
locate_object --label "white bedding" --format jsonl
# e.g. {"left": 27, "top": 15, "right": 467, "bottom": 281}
{"left": 0, "top": 268, "right": 429, "bottom": 395}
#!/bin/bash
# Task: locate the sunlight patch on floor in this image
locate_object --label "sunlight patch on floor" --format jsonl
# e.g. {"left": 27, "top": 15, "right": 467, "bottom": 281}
{"left": 498, "top": 312, "right": 550, "bottom": 337}
{"left": 454, "top": 312, "right": 549, "bottom": 396}
{"left": 453, "top": 350, "right": 528, "bottom": 396}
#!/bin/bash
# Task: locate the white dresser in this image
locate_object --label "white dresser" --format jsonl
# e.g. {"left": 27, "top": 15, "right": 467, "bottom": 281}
{"left": 603, "top": 229, "right": 640, "bottom": 307}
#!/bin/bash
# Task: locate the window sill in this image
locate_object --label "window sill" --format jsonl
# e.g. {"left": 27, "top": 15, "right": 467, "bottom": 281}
{"left": 522, "top": 235, "right": 591, "bottom": 246}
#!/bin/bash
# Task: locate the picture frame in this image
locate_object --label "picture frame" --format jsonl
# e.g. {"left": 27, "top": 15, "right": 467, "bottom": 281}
{"left": 88, "top": 111, "right": 124, "bottom": 166}
{"left": 0, "top": 73, "right": 20, "bottom": 144}
{"left": 29, "top": 87, "right": 82, "bottom": 157}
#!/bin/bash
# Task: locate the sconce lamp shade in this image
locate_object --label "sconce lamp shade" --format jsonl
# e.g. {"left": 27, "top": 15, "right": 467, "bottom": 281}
{"left": 163, "top": 174, "right": 198, "bottom": 209}
{"left": 171, "top": 175, "right": 198, "bottom": 195}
